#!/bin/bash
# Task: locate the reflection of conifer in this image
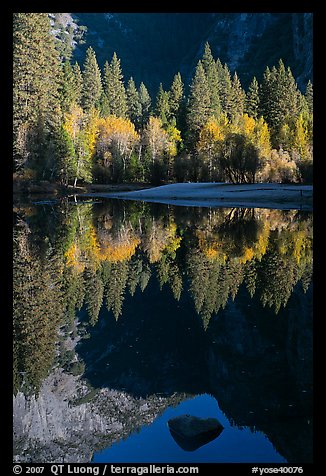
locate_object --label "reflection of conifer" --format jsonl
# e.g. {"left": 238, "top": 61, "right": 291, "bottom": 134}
{"left": 244, "top": 260, "right": 258, "bottom": 298}
{"left": 168, "top": 262, "right": 183, "bottom": 301}
{"left": 62, "top": 267, "right": 85, "bottom": 330}
{"left": 84, "top": 268, "right": 104, "bottom": 326}
{"left": 156, "top": 255, "right": 170, "bottom": 290}
{"left": 300, "top": 266, "right": 312, "bottom": 293}
{"left": 139, "top": 262, "right": 151, "bottom": 292}
{"left": 128, "top": 255, "right": 143, "bottom": 296}
{"left": 258, "top": 250, "right": 297, "bottom": 314}
{"left": 13, "top": 223, "right": 64, "bottom": 394}
{"left": 105, "top": 261, "right": 129, "bottom": 320}
{"left": 228, "top": 261, "right": 245, "bottom": 300}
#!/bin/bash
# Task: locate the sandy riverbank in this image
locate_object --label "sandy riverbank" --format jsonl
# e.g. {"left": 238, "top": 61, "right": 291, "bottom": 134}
{"left": 82, "top": 182, "right": 313, "bottom": 210}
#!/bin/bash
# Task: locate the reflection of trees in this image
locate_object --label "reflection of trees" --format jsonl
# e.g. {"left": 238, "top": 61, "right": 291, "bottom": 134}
{"left": 13, "top": 201, "right": 313, "bottom": 393}
{"left": 13, "top": 218, "right": 64, "bottom": 395}
{"left": 13, "top": 200, "right": 313, "bottom": 463}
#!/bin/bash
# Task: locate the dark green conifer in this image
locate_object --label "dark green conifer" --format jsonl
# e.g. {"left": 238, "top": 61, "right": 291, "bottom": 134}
{"left": 81, "top": 46, "right": 102, "bottom": 111}
{"left": 201, "top": 42, "right": 221, "bottom": 118}
{"left": 305, "top": 80, "right": 313, "bottom": 115}
{"left": 139, "top": 82, "right": 152, "bottom": 127}
{"left": 156, "top": 83, "right": 171, "bottom": 125}
{"left": 13, "top": 13, "right": 62, "bottom": 172}
{"left": 102, "top": 52, "right": 128, "bottom": 118}
{"left": 126, "top": 77, "right": 142, "bottom": 127}
{"left": 186, "top": 60, "right": 211, "bottom": 143}
{"left": 169, "top": 72, "right": 184, "bottom": 124}
{"left": 245, "top": 76, "right": 260, "bottom": 119}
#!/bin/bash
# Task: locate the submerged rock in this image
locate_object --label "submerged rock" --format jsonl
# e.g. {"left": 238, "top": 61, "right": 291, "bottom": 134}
{"left": 168, "top": 414, "right": 223, "bottom": 451}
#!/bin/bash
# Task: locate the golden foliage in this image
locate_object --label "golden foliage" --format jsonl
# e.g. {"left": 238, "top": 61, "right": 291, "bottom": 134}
{"left": 196, "top": 229, "right": 227, "bottom": 263}
{"left": 197, "top": 117, "right": 226, "bottom": 153}
{"left": 64, "top": 242, "right": 85, "bottom": 273}
{"left": 144, "top": 221, "right": 182, "bottom": 263}
{"left": 99, "top": 237, "right": 140, "bottom": 262}
{"left": 97, "top": 115, "right": 139, "bottom": 158}
{"left": 63, "top": 105, "right": 84, "bottom": 140}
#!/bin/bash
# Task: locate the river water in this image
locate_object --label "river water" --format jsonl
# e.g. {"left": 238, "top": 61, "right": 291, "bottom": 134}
{"left": 13, "top": 198, "right": 313, "bottom": 463}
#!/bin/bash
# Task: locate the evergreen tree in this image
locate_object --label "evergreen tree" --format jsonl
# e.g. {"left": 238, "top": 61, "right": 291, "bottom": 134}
{"left": 139, "top": 82, "right": 152, "bottom": 127}
{"left": 260, "top": 60, "right": 300, "bottom": 143}
{"left": 259, "top": 66, "right": 275, "bottom": 122}
{"left": 99, "top": 63, "right": 111, "bottom": 117}
{"left": 54, "top": 125, "right": 76, "bottom": 185}
{"left": 201, "top": 42, "right": 221, "bottom": 118}
{"left": 72, "top": 61, "right": 83, "bottom": 106}
{"left": 229, "top": 72, "right": 246, "bottom": 121}
{"left": 169, "top": 72, "right": 184, "bottom": 125}
{"left": 13, "top": 13, "right": 62, "bottom": 173}
{"left": 156, "top": 83, "right": 171, "bottom": 125}
{"left": 60, "top": 61, "right": 77, "bottom": 112}
{"left": 305, "top": 80, "right": 313, "bottom": 115}
{"left": 81, "top": 46, "right": 102, "bottom": 111}
{"left": 246, "top": 76, "right": 260, "bottom": 119}
{"left": 186, "top": 60, "right": 211, "bottom": 144}
{"left": 126, "top": 77, "right": 142, "bottom": 128}
{"left": 216, "top": 60, "right": 232, "bottom": 117}
{"left": 102, "top": 52, "right": 128, "bottom": 118}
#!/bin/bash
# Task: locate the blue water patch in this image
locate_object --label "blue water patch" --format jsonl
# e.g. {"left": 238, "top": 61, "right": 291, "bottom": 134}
{"left": 92, "top": 393, "right": 286, "bottom": 463}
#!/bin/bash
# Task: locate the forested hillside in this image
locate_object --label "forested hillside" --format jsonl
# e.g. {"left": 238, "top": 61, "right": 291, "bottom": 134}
{"left": 13, "top": 13, "right": 313, "bottom": 188}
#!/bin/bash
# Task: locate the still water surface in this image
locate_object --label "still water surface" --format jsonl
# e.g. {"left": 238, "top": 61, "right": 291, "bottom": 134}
{"left": 13, "top": 198, "right": 313, "bottom": 463}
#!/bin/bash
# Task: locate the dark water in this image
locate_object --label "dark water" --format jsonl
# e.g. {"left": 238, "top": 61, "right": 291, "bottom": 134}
{"left": 13, "top": 198, "right": 313, "bottom": 463}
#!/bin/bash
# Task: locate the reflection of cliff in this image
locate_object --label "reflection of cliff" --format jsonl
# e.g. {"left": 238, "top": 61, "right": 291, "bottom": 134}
{"left": 207, "top": 284, "right": 313, "bottom": 463}
{"left": 13, "top": 368, "right": 187, "bottom": 463}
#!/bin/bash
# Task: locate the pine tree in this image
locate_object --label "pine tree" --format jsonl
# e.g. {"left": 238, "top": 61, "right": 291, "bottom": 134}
{"left": 186, "top": 60, "right": 211, "bottom": 143}
{"left": 72, "top": 62, "right": 83, "bottom": 106}
{"left": 169, "top": 72, "right": 184, "bottom": 124}
{"left": 216, "top": 60, "right": 232, "bottom": 117}
{"left": 126, "top": 77, "right": 142, "bottom": 128}
{"left": 60, "top": 61, "right": 77, "bottom": 112}
{"left": 156, "top": 83, "right": 171, "bottom": 125}
{"left": 99, "top": 62, "right": 111, "bottom": 117}
{"left": 102, "top": 52, "right": 128, "bottom": 118}
{"left": 81, "top": 46, "right": 102, "bottom": 111}
{"left": 305, "top": 80, "right": 313, "bottom": 115}
{"left": 13, "top": 13, "right": 62, "bottom": 172}
{"left": 260, "top": 60, "right": 300, "bottom": 139}
{"left": 201, "top": 42, "right": 221, "bottom": 118}
{"left": 259, "top": 66, "right": 275, "bottom": 123}
{"left": 246, "top": 76, "right": 260, "bottom": 119}
{"left": 139, "top": 82, "right": 152, "bottom": 127}
{"left": 229, "top": 72, "right": 246, "bottom": 121}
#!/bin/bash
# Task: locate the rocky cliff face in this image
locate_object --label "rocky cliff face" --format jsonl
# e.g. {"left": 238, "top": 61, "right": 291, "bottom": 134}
{"left": 70, "top": 12, "right": 313, "bottom": 93}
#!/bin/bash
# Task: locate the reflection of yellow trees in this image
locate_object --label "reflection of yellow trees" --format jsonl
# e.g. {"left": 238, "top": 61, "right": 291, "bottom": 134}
{"left": 143, "top": 221, "right": 182, "bottom": 263}
{"left": 238, "top": 222, "right": 270, "bottom": 264}
{"left": 196, "top": 229, "right": 227, "bottom": 263}
{"left": 64, "top": 223, "right": 101, "bottom": 273}
{"left": 61, "top": 203, "right": 312, "bottom": 324}
{"left": 196, "top": 218, "right": 270, "bottom": 265}
{"left": 64, "top": 206, "right": 141, "bottom": 273}
{"left": 96, "top": 116, "right": 139, "bottom": 172}
{"left": 97, "top": 227, "right": 140, "bottom": 263}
